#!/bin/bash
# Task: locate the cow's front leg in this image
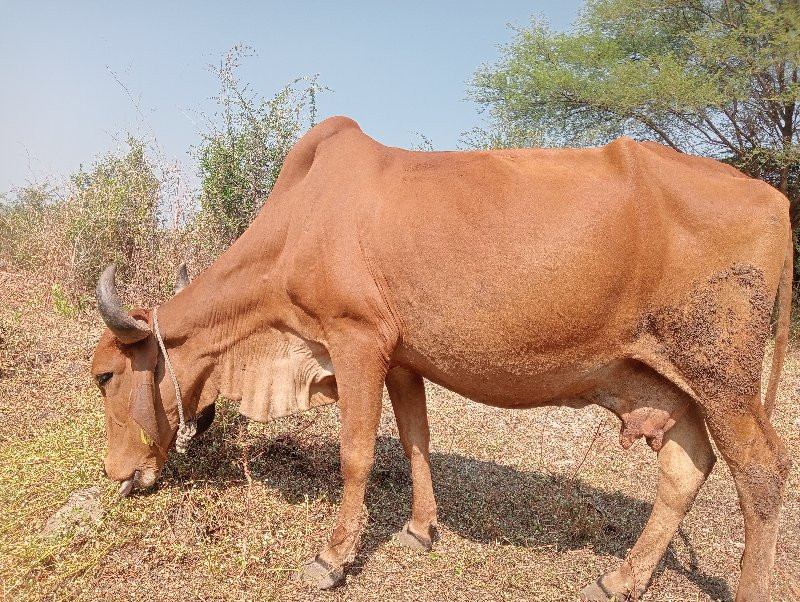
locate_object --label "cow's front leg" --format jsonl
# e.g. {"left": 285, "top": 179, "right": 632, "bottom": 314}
{"left": 386, "top": 366, "right": 437, "bottom": 551}
{"left": 302, "top": 333, "right": 389, "bottom": 589}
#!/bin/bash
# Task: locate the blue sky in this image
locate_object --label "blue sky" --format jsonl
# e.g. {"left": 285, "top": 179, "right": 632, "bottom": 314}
{"left": 0, "top": 1, "right": 582, "bottom": 192}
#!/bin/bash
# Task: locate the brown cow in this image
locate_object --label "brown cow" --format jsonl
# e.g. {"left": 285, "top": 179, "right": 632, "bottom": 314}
{"left": 91, "top": 116, "right": 792, "bottom": 601}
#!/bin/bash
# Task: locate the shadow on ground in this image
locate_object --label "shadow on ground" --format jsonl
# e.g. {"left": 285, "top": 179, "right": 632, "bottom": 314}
{"left": 161, "top": 423, "right": 733, "bottom": 601}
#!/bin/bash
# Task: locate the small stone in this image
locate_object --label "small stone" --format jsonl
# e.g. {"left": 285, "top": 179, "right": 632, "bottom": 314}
{"left": 41, "top": 486, "right": 104, "bottom": 537}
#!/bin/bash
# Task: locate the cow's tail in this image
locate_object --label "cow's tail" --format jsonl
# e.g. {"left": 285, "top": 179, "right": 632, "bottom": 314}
{"left": 764, "top": 235, "right": 793, "bottom": 419}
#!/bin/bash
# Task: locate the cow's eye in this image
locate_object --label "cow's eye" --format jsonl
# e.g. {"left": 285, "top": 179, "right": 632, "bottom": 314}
{"left": 96, "top": 372, "right": 113, "bottom": 386}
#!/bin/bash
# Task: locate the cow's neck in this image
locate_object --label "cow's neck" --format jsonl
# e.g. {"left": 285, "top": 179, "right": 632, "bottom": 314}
{"left": 152, "top": 222, "right": 332, "bottom": 422}
{"left": 154, "top": 225, "right": 284, "bottom": 403}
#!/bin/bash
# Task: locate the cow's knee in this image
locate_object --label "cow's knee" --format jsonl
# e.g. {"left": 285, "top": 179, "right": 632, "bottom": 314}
{"left": 340, "top": 444, "right": 375, "bottom": 483}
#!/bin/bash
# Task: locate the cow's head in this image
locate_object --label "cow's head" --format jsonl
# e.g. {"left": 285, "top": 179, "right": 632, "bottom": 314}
{"left": 91, "top": 264, "right": 199, "bottom": 496}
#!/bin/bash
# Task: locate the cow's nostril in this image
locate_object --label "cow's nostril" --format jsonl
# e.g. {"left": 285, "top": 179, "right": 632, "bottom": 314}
{"left": 102, "top": 465, "right": 108, "bottom": 478}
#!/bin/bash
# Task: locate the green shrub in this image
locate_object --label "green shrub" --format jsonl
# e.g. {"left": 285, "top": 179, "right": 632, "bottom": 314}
{"left": 0, "top": 140, "right": 186, "bottom": 306}
{"left": 196, "top": 45, "right": 324, "bottom": 244}
{"left": 0, "top": 183, "right": 60, "bottom": 270}
{"left": 66, "top": 138, "right": 160, "bottom": 293}
{"left": 0, "top": 47, "right": 325, "bottom": 311}
{"left": 51, "top": 283, "right": 85, "bottom": 318}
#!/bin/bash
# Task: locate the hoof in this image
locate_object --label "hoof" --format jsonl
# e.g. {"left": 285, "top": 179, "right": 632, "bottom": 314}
{"left": 302, "top": 555, "right": 344, "bottom": 590}
{"left": 395, "top": 521, "right": 433, "bottom": 552}
{"left": 580, "top": 577, "right": 625, "bottom": 602}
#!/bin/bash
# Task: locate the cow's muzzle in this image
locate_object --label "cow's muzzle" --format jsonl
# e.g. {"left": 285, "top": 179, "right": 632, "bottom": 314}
{"left": 116, "top": 467, "right": 161, "bottom": 499}
{"left": 117, "top": 470, "right": 140, "bottom": 498}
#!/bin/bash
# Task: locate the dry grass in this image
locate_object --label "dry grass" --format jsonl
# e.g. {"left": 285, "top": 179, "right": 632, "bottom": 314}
{"left": 1, "top": 267, "right": 798, "bottom": 601}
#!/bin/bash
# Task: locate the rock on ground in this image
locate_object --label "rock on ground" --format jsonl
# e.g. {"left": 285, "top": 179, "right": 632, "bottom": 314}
{"left": 41, "top": 486, "right": 104, "bottom": 537}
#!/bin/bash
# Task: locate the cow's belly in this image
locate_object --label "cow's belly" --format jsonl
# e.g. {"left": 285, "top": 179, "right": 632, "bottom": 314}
{"left": 392, "top": 336, "right": 622, "bottom": 409}
{"left": 386, "top": 231, "right": 636, "bottom": 409}
{"left": 372, "top": 161, "right": 650, "bottom": 406}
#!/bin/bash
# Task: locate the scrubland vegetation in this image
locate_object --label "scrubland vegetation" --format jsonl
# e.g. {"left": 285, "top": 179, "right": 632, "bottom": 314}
{"left": 1, "top": 46, "right": 323, "bottom": 309}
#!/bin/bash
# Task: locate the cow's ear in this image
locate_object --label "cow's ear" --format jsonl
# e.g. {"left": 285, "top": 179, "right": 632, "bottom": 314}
{"left": 131, "top": 368, "right": 160, "bottom": 448}
{"left": 129, "top": 336, "right": 168, "bottom": 450}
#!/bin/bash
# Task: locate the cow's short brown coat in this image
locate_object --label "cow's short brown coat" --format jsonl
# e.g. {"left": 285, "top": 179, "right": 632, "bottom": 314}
{"left": 92, "top": 117, "right": 792, "bottom": 602}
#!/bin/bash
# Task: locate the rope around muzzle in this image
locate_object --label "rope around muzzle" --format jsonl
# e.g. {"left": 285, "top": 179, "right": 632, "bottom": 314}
{"left": 152, "top": 306, "right": 196, "bottom": 453}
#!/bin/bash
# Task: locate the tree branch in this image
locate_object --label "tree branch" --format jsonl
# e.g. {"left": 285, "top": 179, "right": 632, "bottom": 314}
{"left": 628, "top": 112, "right": 682, "bottom": 150}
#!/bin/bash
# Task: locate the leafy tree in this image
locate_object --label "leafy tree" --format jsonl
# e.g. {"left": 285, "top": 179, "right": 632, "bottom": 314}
{"left": 470, "top": 0, "right": 800, "bottom": 224}
{"left": 197, "top": 46, "right": 325, "bottom": 243}
{"left": 460, "top": 111, "right": 544, "bottom": 150}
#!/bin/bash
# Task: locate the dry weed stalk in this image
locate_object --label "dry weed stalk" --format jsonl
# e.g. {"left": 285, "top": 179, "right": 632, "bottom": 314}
{"left": 565, "top": 419, "right": 605, "bottom": 485}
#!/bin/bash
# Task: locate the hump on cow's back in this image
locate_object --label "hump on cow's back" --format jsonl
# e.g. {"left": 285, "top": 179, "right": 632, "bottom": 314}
{"left": 271, "top": 116, "right": 363, "bottom": 194}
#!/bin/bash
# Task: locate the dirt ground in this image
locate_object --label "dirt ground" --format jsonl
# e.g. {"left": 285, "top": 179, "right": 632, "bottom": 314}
{"left": 1, "top": 268, "right": 798, "bottom": 601}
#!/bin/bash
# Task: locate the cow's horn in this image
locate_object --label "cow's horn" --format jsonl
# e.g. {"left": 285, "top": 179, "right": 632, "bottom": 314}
{"left": 96, "top": 264, "right": 151, "bottom": 344}
{"left": 174, "top": 262, "right": 190, "bottom": 294}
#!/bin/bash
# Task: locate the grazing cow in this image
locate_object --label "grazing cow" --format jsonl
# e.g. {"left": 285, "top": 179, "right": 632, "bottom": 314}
{"left": 91, "top": 116, "right": 792, "bottom": 601}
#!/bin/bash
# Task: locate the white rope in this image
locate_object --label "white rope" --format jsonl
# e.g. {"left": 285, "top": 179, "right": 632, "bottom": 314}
{"left": 152, "top": 306, "right": 195, "bottom": 453}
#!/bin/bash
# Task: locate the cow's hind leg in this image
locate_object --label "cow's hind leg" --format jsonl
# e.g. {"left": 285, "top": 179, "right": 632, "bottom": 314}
{"left": 581, "top": 404, "right": 716, "bottom": 601}
{"left": 386, "top": 367, "right": 437, "bottom": 550}
{"left": 703, "top": 399, "right": 790, "bottom": 602}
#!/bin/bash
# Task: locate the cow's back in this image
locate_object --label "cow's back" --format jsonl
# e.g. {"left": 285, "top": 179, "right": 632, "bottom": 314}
{"left": 360, "top": 138, "right": 789, "bottom": 405}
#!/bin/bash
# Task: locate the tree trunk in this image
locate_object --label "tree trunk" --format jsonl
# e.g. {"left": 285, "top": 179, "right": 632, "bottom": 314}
{"left": 789, "top": 195, "right": 800, "bottom": 231}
